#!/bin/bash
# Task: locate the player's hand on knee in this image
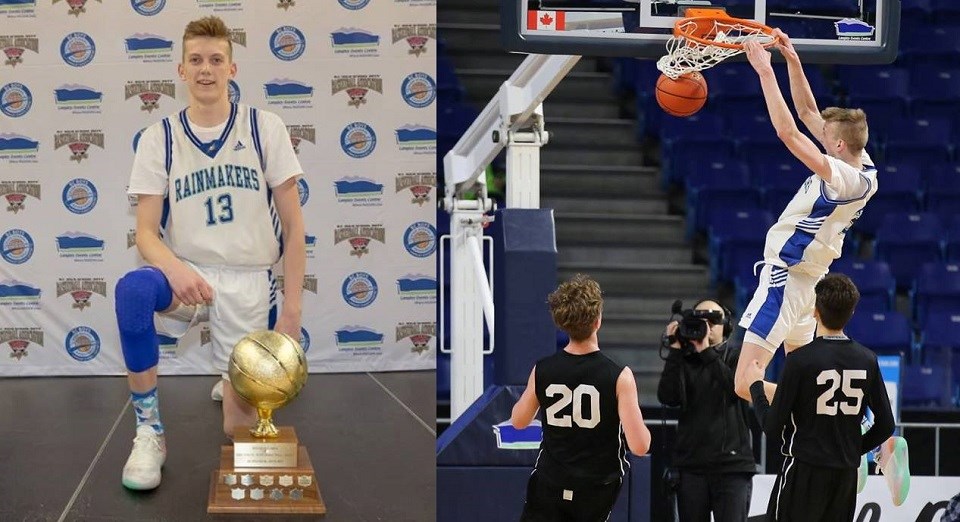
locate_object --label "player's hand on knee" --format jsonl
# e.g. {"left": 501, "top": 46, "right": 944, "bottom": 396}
{"left": 165, "top": 261, "right": 213, "bottom": 306}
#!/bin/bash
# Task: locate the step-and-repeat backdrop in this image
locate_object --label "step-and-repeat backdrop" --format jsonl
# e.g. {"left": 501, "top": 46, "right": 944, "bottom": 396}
{"left": 0, "top": 0, "right": 437, "bottom": 376}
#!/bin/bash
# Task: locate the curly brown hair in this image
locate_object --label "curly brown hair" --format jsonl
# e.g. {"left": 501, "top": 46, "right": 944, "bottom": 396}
{"left": 821, "top": 107, "right": 868, "bottom": 154}
{"left": 548, "top": 274, "right": 603, "bottom": 342}
{"left": 183, "top": 16, "right": 232, "bottom": 59}
{"left": 815, "top": 273, "right": 861, "bottom": 330}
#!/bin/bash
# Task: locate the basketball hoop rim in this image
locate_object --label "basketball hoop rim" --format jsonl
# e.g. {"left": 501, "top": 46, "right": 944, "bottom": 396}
{"left": 674, "top": 15, "right": 780, "bottom": 50}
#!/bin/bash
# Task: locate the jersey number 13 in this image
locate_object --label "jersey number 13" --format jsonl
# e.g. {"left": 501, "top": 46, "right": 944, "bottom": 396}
{"left": 545, "top": 384, "right": 600, "bottom": 428}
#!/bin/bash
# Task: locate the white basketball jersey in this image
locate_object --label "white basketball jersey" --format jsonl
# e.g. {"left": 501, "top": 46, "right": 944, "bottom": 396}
{"left": 764, "top": 151, "right": 877, "bottom": 274}
{"left": 160, "top": 104, "right": 280, "bottom": 267}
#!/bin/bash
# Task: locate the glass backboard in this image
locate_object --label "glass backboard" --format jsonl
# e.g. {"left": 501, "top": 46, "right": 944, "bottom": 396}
{"left": 503, "top": 0, "right": 900, "bottom": 62}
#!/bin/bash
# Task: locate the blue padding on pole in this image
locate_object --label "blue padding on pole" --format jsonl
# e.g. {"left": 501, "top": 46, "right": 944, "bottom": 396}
{"left": 491, "top": 208, "right": 558, "bottom": 385}
{"left": 437, "top": 385, "right": 540, "bottom": 466}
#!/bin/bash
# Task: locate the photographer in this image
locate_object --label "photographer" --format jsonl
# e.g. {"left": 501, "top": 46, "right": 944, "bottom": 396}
{"left": 657, "top": 300, "right": 755, "bottom": 522}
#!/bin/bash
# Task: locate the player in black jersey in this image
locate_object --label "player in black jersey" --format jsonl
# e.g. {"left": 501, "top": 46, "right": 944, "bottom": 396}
{"left": 746, "top": 274, "right": 897, "bottom": 521}
{"left": 511, "top": 274, "right": 652, "bottom": 522}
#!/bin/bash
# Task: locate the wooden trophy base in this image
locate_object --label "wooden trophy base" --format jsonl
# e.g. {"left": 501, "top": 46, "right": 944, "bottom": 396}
{"left": 208, "top": 441, "right": 326, "bottom": 514}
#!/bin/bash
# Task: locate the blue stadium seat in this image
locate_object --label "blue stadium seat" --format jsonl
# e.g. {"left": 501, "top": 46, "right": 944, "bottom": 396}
{"left": 749, "top": 155, "right": 808, "bottom": 190}
{"left": 707, "top": 209, "right": 773, "bottom": 284}
{"left": 911, "top": 263, "right": 960, "bottom": 325}
{"left": 762, "top": 188, "right": 795, "bottom": 218}
{"left": 664, "top": 139, "right": 737, "bottom": 188}
{"left": 692, "top": 187, "right": 763, "bottom": 239}
{"left": 946, "top": 215, "right": 960, "bottom": 262}
{"left": 884, "top": 115, "right": 953, "bottom": 146}
{"left": 831, "top": 259, "right": 896, "bottom": 313}
{"left": 726, "top": 114, "right": 779, "bottom": 145}
{"left": 902, "top": 362, "right": 953, "bottom": 408}
{"left": 845, "top": 310, "right": 914, "bottom": 361}
{"left": 704, "top": 63, "right": 761, "bottom": 99}
{"left": 844, "top": 97, "right": 908, "bottom": 143}
{"left": 685, "top": 161, "right": 752, "bottom": 237}
{"left": 924, "top": 163, "right": 960, "bottom": 195}
{"left": 836, "top": 67, "right": 909, "bottom": 100}
{"left": 918, "top": 310, "right": 960, "bottom": 404}
{"left": 926, "top": 193, "right": 960, "bottom": 223}
{"left": 874, "top": 212, "right": 944, "bottom": 289}
{"left": 854, "top": 163, "right": 922, "bottom": 235}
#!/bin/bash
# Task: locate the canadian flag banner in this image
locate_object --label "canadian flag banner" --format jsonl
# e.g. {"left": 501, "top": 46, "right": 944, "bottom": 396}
{"left": 527, "top": 10, "right": 566, "bottom": 31}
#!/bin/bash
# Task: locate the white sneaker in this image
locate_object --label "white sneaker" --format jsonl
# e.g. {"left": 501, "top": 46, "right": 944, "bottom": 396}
{"left": 876, "top": 436, "right": 910, "bottom": 506}
{"left": 211, "top": 379, "right": 224, "bottom": 402}
{"left": 122, "top": 425, "right": 167, "bottom": 490}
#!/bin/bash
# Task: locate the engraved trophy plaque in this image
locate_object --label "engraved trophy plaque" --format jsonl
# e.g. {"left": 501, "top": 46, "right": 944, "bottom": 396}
{"left": 207, "top": 330, "right": 325, "bottom": 514}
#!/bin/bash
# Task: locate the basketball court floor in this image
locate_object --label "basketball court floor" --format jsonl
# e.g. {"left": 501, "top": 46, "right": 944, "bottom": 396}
{"left": 0, "top": 371, "right": 435, "bottom": 521}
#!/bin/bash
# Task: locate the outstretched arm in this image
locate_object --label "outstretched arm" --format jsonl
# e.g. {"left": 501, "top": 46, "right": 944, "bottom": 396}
{"left": 775, "top": 29, "right": 826, "bottom": 144}
{"left": 744, "top": 40, "right": 833, "bottom": 182}
{"left": 618, "top": 367, "right": 652, "bottom": 455}
{"left": 511, "top": 367, "right": 540, "bottom": 429}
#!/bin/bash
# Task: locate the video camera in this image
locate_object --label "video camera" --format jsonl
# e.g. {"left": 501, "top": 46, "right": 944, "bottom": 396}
{"left": 670, "top": 300, "right": 723, "bottom": 354}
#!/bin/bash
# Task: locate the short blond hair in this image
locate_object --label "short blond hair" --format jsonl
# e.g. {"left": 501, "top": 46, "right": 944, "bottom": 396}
{"left": 182, "top": 16, "right": 232, "bottom": 59}
{"left": 548, "top": 274, "right": 603, "bottom": 342}
{"left": 821, "top": 107, "right": 868, "bottom": 154}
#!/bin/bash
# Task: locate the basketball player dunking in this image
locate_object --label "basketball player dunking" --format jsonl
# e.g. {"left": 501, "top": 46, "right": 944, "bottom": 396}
{"left": 511, "top": 275, "right": 651, "bottom": 521}
{"left": 733, "top": 34, "right": 909, "bottom": 505}
{"left": 114, "top": 16, "right": 305, "bottom": 490}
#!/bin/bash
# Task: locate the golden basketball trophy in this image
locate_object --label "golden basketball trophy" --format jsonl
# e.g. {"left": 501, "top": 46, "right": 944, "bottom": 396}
{"left": 207, "top": 330, "right": 326, "bottom": 514}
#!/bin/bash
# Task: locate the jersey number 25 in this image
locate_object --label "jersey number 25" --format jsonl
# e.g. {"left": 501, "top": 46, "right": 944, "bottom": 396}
{"left": 545, "top": 384, "right": 600, "bottom": 428}
{"left": 816, "top": 369, "right": 867, "bottom": 416}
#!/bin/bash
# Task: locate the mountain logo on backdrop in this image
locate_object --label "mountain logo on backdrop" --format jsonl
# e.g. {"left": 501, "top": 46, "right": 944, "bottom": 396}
{"left": 270, "top": 26, "right": 305, "bottom": 61}
{"left": 334, "top": 224, "right": 385, "bottom": 258}
{"left": 330, "top": 28, "right": 380, "bottom": 57}
{"left": 124, "top": 33, "right": 174, "bottom": 62}
{"left": 331, "top": 74, "right": 382, "bottom": 108}
{"left": 334, "top": 326, "right": 383, "bottom": 354}
{"left": 340, "top": 122, "right": 377, "bottom": 159}
{"left": 392, "top": 24, "right": 435, "bottom": 57}
{"left": 0, "top": 82, "right": 32, "bottom": 118}
{"left": 60, "top": 32, "right": 95, "bottom": 67}
{"left": 65, "top": 326, "right": 100, "bottom": 362}
{"left": 286, "top": 125, "right": 315, "bottom": 154}
{"left": 0, "top": 0, "right": 36, "bottom": 18}
{"left": 396, "top": 321, "right": 435, "bottom": 354}
{"left": 401, "top": 73, "right": 436, "bottom": 108}
{"left": 396, "top": 274, "right": 436, "bottom": 304}
{"left": 396, "top": 171, "right": 435, "bottom": 206}
{"left": 1, "top": 35, "right": 38, "bottom": 67}
{"left": 0, "top": 133, "right": 39, "bottom": 164}
{"left": 55, "top": 131, "right": 104, "bottom": 163}
{"left": 55, "top": 84, "right": 102, "bottom": 114}
{"left": 304, "top": 233, "right": 316, "bottom": 259}
{"left": 196, "top": 0, "right": 243, "bottom": 12}
{"left": 334, "top": 176, "right": 383, "bottom": 207}
{"left": 263, "top": 78, "right": 313, "bottom": 109}
{"left": 55, "top": 232, "right": 104, "bottom": 262}
{"left": 0, "top": 181, "right": 40, "bottom": 213}
{"left": 57, "top": 278, "right": 106, "bottom": 311}
{"left": 0, "top": 327, "right": 43, "bottom": 361}
{"left": 130, "top": 0, "right": 165, "bottom": 16}
{"left": 61, "top": 179, "right": 98, "bottom": 214}
{"left": 394, "top": 124, "right": 436, "bottom": 155}
{"left": 53, "top": 0, "right": 101, "bottom": 17}
{"left": 0, "top": 280, "right": 40, "bottom": 310}
{"left": 126, "top": 80, "right": 175, "bottom": 113}
{"left": 1, "top": 229, "right": 34, "bottom": 265}
{"left": 341, "top": 272, "right": 378, "bottom": 308}
{"left": 403, "top": 222, "right": 437, "bottom": 258}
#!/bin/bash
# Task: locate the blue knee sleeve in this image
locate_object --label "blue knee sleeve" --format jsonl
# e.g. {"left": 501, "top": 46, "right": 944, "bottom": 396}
{"left": 116, "top": 267, "right": 173, "bottom": 373}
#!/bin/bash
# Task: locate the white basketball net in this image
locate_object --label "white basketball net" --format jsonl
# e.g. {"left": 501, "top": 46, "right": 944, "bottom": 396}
{"left": 656, "top": 18, "right": 776, "bottom": 79}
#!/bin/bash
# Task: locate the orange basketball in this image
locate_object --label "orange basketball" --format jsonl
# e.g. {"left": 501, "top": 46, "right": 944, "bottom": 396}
{"left": 656, "top": 72, "right": 708, "bottom": 117}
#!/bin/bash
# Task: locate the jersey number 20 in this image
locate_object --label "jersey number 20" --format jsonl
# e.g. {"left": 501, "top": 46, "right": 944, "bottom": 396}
{"left": 204, "top": 194, "right": 234, "bottom": 226}
{"left": 545, "top": 384, "right": 600, "bottom": 428}
{"left": 816, "top": 369, "right": 867, "bottom": 416}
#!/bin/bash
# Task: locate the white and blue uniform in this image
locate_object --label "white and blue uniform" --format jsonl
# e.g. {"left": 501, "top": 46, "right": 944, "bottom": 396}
{"left": 128, "top": 103, "right": 302, "bottom": 372}
{"left": 741, "top": 151, "right": 877, "bottom": 353}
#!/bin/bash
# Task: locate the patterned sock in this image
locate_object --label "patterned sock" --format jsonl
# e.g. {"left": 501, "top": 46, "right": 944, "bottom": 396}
{"left": 132, "top": 387, "right": 164, "bottom": 435}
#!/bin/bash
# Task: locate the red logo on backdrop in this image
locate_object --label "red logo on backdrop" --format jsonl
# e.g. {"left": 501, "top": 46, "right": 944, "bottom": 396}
{"left": 68, "top": 142, "right": 89, "bottom": 162}
{"left": 9, "top": 339, "right": 28, "bottom": 360}
{"left": 5, "top": 193, "right": 25, "bottom": 213}
{"left": 139, "top": 92, "right": 160, "bottom": 112}
{"left": 3, "top": 47, "right": 23, "bottom": 66}
{"left": 346, "top": 87, "right": 367, "bottom": 108}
